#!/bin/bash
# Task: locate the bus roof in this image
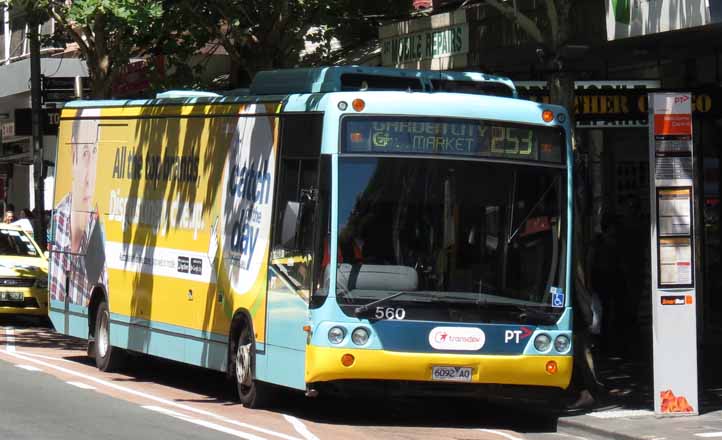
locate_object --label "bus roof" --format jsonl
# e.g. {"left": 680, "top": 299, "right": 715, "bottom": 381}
{"left": 63, "top": 66, "right": 518, "bottom": 110}
{"left": 247, "top": 66, "right": 517, "bottom": 97}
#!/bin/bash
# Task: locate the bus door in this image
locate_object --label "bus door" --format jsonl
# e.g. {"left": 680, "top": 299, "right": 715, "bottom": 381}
{"left": 264, "top": 114, "right": 323, "bottom": 389}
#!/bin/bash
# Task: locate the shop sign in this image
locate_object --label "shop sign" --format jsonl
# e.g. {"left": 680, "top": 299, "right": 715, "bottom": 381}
{"left": 380, "top": 10, "right": 468, "bottom": 68}
{"left": 517, "top": 81, "right": 719, "bottom": 128}
{"left": 13, "top": 108, "right": 61, "bottom": 136}
{"left": 382, "top": 24, "right": 468, "bottom": 66}
{"left": 606, "top": 0, "right": 711, "bottom": 41}
{"left": 1, "top": 122, "right": 14, "bottom": 139}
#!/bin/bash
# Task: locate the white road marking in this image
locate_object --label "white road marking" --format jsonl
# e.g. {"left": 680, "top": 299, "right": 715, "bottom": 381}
{"left": 5, "top": 327, "right": 14, "bottom": 352}
{"left": 695, "top": 433, "right": 722, "bottom": 438}
{"left": 22, "top": 352, "right": 74, "bottom": 362}
{"left": 2, "top": 349, "right": 302, "bottom": 440}
{"left": 143, "top": 406, "right": 267, "bottom": 440}
{"left": 283, "top": 415, "right": 319, "bottom": 440}
{"left": 479, "top": 429, "right": 526, "bottom": 440}
{"left": 15, "top": 364, "right": 42, "bottom": 372}
{"left": 586, "top": 409, "right": 654, "bottom": 419}
{"left": 66, "top": 381, "right": 96, "bottom": 390}
{"left": 552, "top": 433, "right": 590, "bottom": 440}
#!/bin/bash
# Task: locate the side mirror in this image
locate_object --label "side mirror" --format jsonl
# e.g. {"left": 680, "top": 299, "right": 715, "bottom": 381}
{"left": 280, "top": 201, "right": 300, "bottom": 248}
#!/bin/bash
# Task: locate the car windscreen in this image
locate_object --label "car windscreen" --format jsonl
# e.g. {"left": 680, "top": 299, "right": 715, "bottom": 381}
{"left": 0, "top": 229, "right": 39, "bottom": 257}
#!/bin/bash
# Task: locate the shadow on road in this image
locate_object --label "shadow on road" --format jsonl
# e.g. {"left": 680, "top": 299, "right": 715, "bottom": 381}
{"left": 1, "top": 317, "right": 558, "bottom": 433}
{"left": 0, "top": 316, "right": 86, "bottom": 352}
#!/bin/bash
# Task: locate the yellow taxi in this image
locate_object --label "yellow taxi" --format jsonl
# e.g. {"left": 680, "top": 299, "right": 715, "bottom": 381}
{"left": 0, "top": 223, "right": 48, "bottom": 316}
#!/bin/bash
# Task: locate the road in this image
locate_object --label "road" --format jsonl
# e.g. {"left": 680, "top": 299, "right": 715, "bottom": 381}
{"left": 0, "top": 316, "right": 597, "bottom": 440}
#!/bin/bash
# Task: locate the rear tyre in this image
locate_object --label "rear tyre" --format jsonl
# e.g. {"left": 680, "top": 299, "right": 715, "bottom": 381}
{"left": 94, "top": 300, "right": 125, "bottom": 372}
{"left": 235, "top": 325, "right": 274, "bottom": 409}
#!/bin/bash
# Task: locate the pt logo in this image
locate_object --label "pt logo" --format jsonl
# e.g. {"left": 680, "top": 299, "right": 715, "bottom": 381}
{"left": 504, "top": 326, "right": 533, "bottom": 344}
{"left": 435, "top": 332, "right": 448, "bottom": 343}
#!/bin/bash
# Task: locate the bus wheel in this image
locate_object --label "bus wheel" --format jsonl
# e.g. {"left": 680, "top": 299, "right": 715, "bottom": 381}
{"left": 94, "top": 300, "right": 125, "bottom": 372}
{"left": 235, "top": 326, "right": 273, "bottom": 409}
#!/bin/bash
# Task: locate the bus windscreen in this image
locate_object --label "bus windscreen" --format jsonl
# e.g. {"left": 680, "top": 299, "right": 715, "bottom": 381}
{"left": 342, "top": 116, "right": 564, "bottom": 164}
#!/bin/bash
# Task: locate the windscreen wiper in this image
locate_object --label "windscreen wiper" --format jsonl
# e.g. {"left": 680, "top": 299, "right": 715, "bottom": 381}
{"left": 430, "top": 296, "right": 560, "bottom": 323}
{"left": 353, "top": 291, "right": 414, "bottom": 316}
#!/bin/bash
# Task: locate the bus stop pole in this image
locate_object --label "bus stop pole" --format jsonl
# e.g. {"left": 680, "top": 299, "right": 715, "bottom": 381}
{"left": 29, "top": 24, "right": 46, "bottom": 249}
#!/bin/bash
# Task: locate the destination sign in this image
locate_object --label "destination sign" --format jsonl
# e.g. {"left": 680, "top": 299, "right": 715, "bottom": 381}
{"left": 342, "top": 117, "right": 564, "bottom": 164}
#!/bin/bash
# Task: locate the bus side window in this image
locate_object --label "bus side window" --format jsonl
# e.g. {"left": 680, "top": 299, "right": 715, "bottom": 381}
{"left": 270, "top": 114, "right": 322, "bottom": 297}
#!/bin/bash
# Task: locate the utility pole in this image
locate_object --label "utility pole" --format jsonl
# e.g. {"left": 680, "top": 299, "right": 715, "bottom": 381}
{"left": 29, "top": 21, "right": 46, "bottom": 248}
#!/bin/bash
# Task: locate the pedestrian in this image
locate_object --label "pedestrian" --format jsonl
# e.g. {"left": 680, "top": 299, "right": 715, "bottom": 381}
{"left": 565, "top": 153, "right": 608, "bottom": 414}
{"left": 3, "top": 210, "right": 15, "bottom": 224}
{"left": 12, "top": 209, "right": 34, "bottom": 236}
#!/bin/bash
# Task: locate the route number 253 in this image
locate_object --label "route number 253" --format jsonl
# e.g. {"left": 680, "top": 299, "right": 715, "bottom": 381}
{"left": 375, "top": 307, "right": 406, "bottom": 320}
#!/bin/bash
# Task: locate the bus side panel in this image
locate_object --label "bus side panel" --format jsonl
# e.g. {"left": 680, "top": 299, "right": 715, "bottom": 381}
{"left": 216, "top": 105, "right": 281, "bottom": 363}
{"left": 261, "top": 267, "right": 307, "bottom": 390}
{"left": 49, "top": 108, "right": 101, "bottom": 337}
{"left": 52, "top": 103, "right": 282, "bottom": 373}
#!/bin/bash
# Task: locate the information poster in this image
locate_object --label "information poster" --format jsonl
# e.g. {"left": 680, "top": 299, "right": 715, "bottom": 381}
{"left": 649, "top": 93, "right": 698, "bottom": 416}
{"left": 658, "top": 188, "right": 692, "bottom": 236}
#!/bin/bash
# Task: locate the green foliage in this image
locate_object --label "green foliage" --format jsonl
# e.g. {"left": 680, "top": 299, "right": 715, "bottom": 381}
{"left": 13, "top": 0, "right": 207, "bottom": 97}
{"left": 178, "top": 0, "right": 412, "bottom": 87}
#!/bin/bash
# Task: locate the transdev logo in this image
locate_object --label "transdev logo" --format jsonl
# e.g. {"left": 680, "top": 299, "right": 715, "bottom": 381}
{"left": 428, "top": 327, "right": 485, "bottom": 351}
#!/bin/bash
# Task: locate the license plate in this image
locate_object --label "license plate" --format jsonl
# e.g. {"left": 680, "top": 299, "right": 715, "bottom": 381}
{"left": 431, "top": 366, "right": 473, "bottom": 382}
{"left": 0, "top": 292, "right": 23, "bottom": 301}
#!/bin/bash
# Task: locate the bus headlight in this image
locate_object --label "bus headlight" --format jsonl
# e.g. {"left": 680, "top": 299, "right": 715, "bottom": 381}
{"left": 328, "top": 326, "right": 346, "bottom": 344}
{"left": 351, "top": 327, "right": 370, "bottom": 345}
{"left": 554, "top": 334, "right": 571, "bottom": 353}
{"left": 534, "top": 333, "right": 552, "bottom": 352}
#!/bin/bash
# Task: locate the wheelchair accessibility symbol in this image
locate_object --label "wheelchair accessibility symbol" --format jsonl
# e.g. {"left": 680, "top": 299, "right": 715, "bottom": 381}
{"left": 551, "top": 287, "right": 565, "bottom": 308}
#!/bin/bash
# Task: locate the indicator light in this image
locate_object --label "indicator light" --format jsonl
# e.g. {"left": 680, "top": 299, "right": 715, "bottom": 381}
{"left": 352, "top": 99, "right": 365, "bottom": 112}
{"left": 341, "top": 353, "right": 355, "bottom": 367}
{"left": 545, "top": 360, "right": 558, "bottom": 375}
{"left": 542, "top": 110, "right": 554, "bottom": 122}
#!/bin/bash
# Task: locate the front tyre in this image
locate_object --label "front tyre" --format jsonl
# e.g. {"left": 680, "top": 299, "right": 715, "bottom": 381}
{"left": 94, "top": 300, "right": 125, "bottom": 372}
{"left": 235, "top": 326, "right": 273, "bottom": 409}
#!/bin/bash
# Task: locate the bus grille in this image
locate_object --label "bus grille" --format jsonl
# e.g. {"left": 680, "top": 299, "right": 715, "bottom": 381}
{"left": 0, "top": 298, "right": 38, "bottom": 308}
{"left": 0, "top": 278, "right": 35, "bottom": 288}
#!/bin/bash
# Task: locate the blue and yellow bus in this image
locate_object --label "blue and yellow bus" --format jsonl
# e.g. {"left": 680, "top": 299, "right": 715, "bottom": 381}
{"left": 49, "top": 66, "right": 572, "bottom": 409}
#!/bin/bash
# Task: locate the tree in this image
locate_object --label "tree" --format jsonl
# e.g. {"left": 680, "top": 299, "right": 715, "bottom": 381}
{"left": 482, "top": 0, "right": 602, "bottom": 346}
{"left": 10, "top": 0, "right": 201, "bottom": 98}
{"left": 483, "top": 0, "right": 574, "bottom": 113}
{"left": 179, "top": 0, "right": 413, "bottom": 88}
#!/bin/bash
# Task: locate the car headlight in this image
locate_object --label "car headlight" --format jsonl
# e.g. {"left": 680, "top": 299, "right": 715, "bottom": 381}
{"left": 328, "top": 326, "right": 346, "bottom": 344}
{"left": 554, "top": 334, "right": 571, "bottom": 353}
{"left": 35, "top": 277, "right": 48, "bottom": 289}
{"left": 534, "top": 333, "right": 552, "bottom": 352}
{"left": 351, "top": 327, "right": 370, "bottom": 345}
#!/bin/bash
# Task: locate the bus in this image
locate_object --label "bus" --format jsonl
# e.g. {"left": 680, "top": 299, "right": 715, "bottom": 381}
{"left": 49, "top": 66, "right": 572, "bottom": 410}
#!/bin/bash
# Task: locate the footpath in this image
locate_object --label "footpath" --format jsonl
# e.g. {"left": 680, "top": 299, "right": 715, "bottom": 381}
{"left": 557, "top": 354, "right": 722, "bottom": 439}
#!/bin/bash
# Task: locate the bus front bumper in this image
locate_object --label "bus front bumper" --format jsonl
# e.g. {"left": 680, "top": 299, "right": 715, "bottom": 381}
{"left": 305, "top": 345, "right": 572, "bottom": 389}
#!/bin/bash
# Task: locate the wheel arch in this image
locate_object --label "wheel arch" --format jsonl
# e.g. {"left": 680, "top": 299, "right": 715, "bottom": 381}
{"left": 87, "top": 285, "right": 108, "bottom": 340}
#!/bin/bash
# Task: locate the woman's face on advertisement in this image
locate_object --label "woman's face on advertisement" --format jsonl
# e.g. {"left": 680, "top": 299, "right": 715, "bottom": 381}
{"left": 72, "top": 143, "right": 98, "bottom": 212}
